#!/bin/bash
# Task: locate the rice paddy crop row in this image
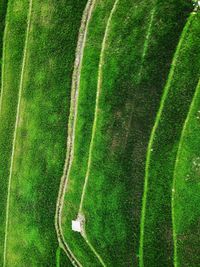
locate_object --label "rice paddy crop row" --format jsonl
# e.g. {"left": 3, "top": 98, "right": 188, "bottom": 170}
{"left": 140, "top": 11, "right": 200, "bottom": 267}
{"left": 172, "top": 78, "right": 200, "bottom": 267}
{"left": 0, "top": 0, "right": 87, "bottom": 266}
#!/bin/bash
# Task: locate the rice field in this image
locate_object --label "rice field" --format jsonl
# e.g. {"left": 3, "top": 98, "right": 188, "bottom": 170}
{"left": 0, "top": 0, "right": 199, "bottom": 266}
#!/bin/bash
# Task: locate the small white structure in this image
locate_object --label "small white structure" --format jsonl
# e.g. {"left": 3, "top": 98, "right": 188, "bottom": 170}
{"left": 72, "top": 214, "right": 85, "bottom": 233}
{"left": 72, "top": 220, "right": 82, "bottom": 232}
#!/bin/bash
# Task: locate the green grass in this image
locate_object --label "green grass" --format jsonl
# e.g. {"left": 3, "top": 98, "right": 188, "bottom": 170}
{"left": 0, "top": 0, "right": 87, "bottom": 265}
{"left": 140, "top": 11, "right": 200, "bottom": 267}
{"left": 78, "top": 0, "right": 191, "bottom": 266}
{"left": 0, "top": 0, "right": 30, "bottom": 263}
{"left": 61, "top": 0, "right": 117, "bottom": 265}
{"left": 172, "top": 78, "right": 200, "bottom": 267}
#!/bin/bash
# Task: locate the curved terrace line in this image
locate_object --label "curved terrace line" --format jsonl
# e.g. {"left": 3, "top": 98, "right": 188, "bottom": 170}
{"left": 139, "top": 12, "right": 196, "bottom": 267}
{"left": 54, "top": 1, "right": 96, "bottom": 266}
{"left": 3, "top": 0, "right": 33, "bottom": 266}
{"left": 77, "top": 0, "right": 119, "bottom": 266}
{"left": 78, "top": 0, "right": 119, "bottom": 222}
{"left": 0, "top": 4, "right": 9, "bottom": 115}
{"left": 78, "top": 1, "right": 157, "bottom": 265}
{"left": 171, "top": 77, "right": 200, "bottom": 267}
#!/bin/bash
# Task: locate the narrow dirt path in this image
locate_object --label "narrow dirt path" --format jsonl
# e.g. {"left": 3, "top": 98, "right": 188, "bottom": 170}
{"left": 78, "top": 0, "right": 119, "bottom": 214}
{"left": 54, "top": 1, "right": 96, "bottom": 266}
{"left": 77, "top": 1, "right": 120, "bottom": 266}
{"left": 3, "top": 0, "right": 33, "bottom": 266}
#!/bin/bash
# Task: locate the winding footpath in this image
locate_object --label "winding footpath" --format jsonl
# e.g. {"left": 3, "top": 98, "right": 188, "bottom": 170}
{"left": 78, "top": 0, "right": 119, "bottom": 214}
{"left": 3, "top": 0, "right": 33, "bottom": 266}
{"left": 55, "top": 1, "right": 96, "bottom": 266}
{"left": 76, "top": 1, "right": 120, "bottom": 266}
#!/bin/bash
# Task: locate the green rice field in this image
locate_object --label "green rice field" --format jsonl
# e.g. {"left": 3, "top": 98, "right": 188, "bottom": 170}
{"left": 0, "top": 0, "right": 199, "bottom": 266}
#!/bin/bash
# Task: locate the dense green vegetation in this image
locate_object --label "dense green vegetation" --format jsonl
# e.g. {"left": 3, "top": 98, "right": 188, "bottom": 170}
{"left": 172, "top": 78, "right": 200, "bottom": 267}
{"left": 140, "top": 11, "right": 200, "bottom": 267}
{"left": 0, "top": 0, "right": 87, "bottom": 265}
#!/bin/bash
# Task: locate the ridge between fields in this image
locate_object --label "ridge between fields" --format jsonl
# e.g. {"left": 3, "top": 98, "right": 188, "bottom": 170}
{"left": 77, "top": 0, "right": 120, "bottom": 265}
{"left": 139, "top": 11, "right": 196, "bottom": 267}
{"left": 171, "top": 77, "right": 200, "bottom": 267}
{"left": 78, "top": 1, "right": 156, "bottom": 265}
{"left": 3, "top": 0, "right": 33, "bottom": 266}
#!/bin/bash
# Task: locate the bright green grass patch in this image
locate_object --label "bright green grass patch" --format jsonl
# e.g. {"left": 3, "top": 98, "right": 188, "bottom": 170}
{"left": 1, "top": 0, "right": 87, "bottom": 266}
{"left": 0, "top": 0, "right": 30, "bottom": 263}
{"left": 61, "top": 0, "right": 116, "bottom": 265}
{"left": 173, "top": 78, "right": 200, "bottom": 267}
{"left": 140, "top": 11, "right": 200, "bottom": 267}
{"left": 80, "top": 0, "right": 191, "bottom": 266}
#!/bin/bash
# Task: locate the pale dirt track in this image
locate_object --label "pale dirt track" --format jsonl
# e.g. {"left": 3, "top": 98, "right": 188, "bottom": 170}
{"left": 55, "top": 1, "right": 96, "bottom": 266}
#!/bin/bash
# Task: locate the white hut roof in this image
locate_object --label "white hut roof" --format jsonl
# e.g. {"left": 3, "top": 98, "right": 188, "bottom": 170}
{"left": 72, "top": 220, "right": 82, "bottom": 232}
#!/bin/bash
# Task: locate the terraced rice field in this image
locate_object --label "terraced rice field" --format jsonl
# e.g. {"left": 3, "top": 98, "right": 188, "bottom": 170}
{"left": 0, "top": 0, "right": 199, "bottom": 266}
